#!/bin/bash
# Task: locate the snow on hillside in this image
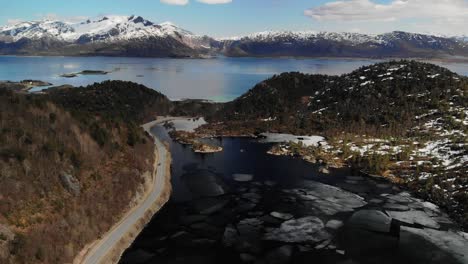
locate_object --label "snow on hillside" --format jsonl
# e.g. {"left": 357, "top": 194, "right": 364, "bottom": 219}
{"left": 0, "top": 15, "right": 198, "bottom": 43}
{"left": 220, "top": 30, "right": 467, "bottom": 48}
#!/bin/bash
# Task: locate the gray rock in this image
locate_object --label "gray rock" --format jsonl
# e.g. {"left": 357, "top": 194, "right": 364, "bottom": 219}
{"left": 59, "top": 172, "right": 80, "bottom": 195}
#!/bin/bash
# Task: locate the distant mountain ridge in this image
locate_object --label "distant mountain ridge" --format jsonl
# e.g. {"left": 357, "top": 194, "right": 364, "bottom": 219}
{"left": 1, "top": 15, "right": 467, "bottom": 59}
{"left": 220, "top": 30, "right": 468, "bottom": 59}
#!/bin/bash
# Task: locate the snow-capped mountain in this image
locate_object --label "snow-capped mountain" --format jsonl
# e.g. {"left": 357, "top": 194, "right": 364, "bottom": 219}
{"left": 1, "top": 16, "right": 467, "bottom": 59}
{"left": 0, "top": 15, "right": 218, "bottom": 57}
{"left": 0, "top": 15, "right": 200, "bottom": 43}
{"left": 220, "top": 30, "right": 468, "bottom": 58}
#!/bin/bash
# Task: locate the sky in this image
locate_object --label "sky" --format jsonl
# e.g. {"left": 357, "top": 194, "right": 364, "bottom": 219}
{"left": 1, "top": 0, "right": 467, "bottom": 37}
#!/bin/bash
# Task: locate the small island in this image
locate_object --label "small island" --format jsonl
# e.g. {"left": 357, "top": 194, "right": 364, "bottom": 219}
{"left": 60, "top": 70, "right": 109, "bottom": 78}
{"left": 169, "top": 130, "right": 223, "bottom": 154}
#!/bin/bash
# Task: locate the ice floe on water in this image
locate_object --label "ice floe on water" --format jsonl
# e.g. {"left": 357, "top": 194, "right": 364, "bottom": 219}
{"left": 270, "top": 212, "right": 294, "bottom": 221}
{"left": 286, "top": 180, "right": 367, "bottom": 215}
{"left": 233, "top": 174, "right": 254, "bottom": 182}
{"left": 259, "top": 133, "right": 327, "bottom": 147}
{"left": 387, "top": 210, "right": 440, "bottom": 229}
{"left": 348, "top": 210, "right": 392, "bottom": 233}
{"left": 264, "top": 216, "right": 330, "bottom": 243}
{"left": 400, "top": 227, "right": 468, "bottom": 264}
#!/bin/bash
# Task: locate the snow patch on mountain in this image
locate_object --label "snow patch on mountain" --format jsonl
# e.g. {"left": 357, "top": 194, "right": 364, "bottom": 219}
{"left": 0, "top": 15, "right": 200, "bottom": 44}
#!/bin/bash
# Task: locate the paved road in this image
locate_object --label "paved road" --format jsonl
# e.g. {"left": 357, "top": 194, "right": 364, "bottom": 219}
{"left": 82, "top": 119, "right": 170, "bottom": 264}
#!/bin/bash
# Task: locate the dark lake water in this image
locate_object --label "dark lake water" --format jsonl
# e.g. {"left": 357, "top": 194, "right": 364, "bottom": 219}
{"left": 120, "top": 125, "right": 466, "bottom": 264}
{"left": 1, "top": 56, "right": 467, "bottom": 102}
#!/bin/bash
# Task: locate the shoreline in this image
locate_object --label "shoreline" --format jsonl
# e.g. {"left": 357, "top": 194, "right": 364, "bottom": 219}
{"left": 1, "top": 54, "right": 468, "bottom": 63}
{"left": 74, "top": 118, "right": 173, "bottom": 264}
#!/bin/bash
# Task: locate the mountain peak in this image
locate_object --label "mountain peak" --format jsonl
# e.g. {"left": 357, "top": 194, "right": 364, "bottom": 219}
{"left": 0, "top": 15, "right": 197, "bottom": 43}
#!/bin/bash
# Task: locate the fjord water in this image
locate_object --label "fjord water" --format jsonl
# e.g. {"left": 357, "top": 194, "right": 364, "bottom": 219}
{"left": 3, "top": 56, "right": 376, "bottom": 101}
{"left": 120, "top": 124, "right": 466, "bottom": 264}
{"left": 2, "top": 56, "right": 467, "bottom": 102}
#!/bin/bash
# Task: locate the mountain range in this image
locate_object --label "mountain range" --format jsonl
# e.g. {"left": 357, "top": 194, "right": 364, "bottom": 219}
{"left": 1, "top": 15, "right": 468, "bottom": 59}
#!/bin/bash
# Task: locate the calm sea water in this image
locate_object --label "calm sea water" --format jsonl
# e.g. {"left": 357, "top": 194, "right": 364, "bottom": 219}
{"left": 1, "top": 56, "right": 467, "bottom": 102}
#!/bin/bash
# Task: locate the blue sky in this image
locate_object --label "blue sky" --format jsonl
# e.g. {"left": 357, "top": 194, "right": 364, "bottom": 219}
{"left": 1, "top": 0, "right": 467, "bottom": 36}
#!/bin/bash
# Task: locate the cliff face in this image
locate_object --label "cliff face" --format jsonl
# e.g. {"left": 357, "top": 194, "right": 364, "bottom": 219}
{"left": 0, "top": 82, "right": 170, "bottom": 263}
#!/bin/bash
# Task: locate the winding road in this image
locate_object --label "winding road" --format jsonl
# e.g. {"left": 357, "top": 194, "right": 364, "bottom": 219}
{"left": 81, "top": 118, "right": 171, "bottom": 264}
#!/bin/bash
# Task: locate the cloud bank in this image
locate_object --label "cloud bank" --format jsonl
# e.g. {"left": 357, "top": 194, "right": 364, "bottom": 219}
{"left": 304, "top": 0, "right": 468, "bottom": 35}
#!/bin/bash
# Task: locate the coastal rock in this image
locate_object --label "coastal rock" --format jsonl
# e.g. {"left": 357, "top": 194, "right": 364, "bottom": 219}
{"left": 264, "top": 216, "right": 330, "bottom": 243}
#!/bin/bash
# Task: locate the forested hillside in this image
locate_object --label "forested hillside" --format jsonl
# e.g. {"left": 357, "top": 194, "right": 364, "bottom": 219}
{"left": 201, "top": 61, "right": 468, "bottom": 228}
{"left": 0, "top": 81, "right": 171, "bottom": 263}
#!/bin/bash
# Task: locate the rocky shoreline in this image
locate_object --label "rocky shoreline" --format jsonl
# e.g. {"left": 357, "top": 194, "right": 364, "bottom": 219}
{"left": 0, "top": 79, "right": 52, "bottom": 92}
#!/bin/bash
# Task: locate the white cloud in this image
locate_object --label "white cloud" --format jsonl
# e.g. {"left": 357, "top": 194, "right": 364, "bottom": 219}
{"left": 160, "top": 0, "right": 231, "bottom": 5}
{"left": 304, "top": 0, "right": 468, "bottom": 35}
{"left": 161, "top": 0, "right": 189, "bottom": 5}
